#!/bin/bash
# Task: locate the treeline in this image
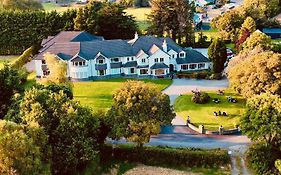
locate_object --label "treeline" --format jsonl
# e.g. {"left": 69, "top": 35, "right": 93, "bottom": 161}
{"left": 0, "top": 10, "right": 76, "bottom": 55}
{"left": 0, "top": 1, "right": 138, "bottom": 55}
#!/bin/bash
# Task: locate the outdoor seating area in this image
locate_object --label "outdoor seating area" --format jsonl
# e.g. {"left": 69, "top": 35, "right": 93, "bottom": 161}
{"left": 214, "top": 111, "right": 227, "bottom": 116}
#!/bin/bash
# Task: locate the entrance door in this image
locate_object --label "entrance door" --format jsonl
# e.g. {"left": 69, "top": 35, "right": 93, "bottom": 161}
{"left": 169, "top": 64, "right": 174, "bottom": 73}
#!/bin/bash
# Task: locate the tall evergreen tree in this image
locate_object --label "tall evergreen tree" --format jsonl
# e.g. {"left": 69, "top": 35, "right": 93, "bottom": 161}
{"left": 208, "top": 38, "right": 227, "bottom": 74}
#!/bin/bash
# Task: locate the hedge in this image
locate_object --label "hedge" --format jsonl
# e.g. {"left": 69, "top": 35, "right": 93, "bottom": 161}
{"left": 177, "top": 71, "right": 211, "bottom": 79}
{"left": 11, "top": 46, "right": 35, "bottom": 69}
{"left": 101, "top": 145, "right": 230, "bottom": 168}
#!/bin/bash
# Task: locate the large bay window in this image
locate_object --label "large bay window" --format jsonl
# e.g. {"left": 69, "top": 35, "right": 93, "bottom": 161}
{"left": 140, "top": 69, "right": 148, "bottom": 75}
{"left": 189, "top": 64, "right": 197, "bottom": 69}
{"left": 155, "top": 69, "right": 165, "bottom": 75}
{"left": 198, "top": 63, "right": 205, "bottom": 69}
{"left": 181, "top": 65, "right": 188, "bottom": 70}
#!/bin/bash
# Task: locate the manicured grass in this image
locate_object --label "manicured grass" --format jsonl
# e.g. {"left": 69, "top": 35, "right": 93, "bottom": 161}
{"left": 73, "top": 78, "right": 172, "bottom": 111}
{"left": 0, "top": 56, "right": 18, "bottom": 69}
{"left": 42, "top": 2, "right": 84, "bottom": 12}
{"left": 124, "top": 7, "right": 151, "bottom": 31}
{"left": 174, "top": 90, "right": 245, "bottom": 130}
{"left": 195, "top": 29, "right": 219, "bottom": 42}
{"left": 23, "top": 72, "right": 37, "bottom": 89}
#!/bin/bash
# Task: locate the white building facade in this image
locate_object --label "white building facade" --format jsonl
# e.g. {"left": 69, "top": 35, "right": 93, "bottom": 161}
{"left": 34, "top": 31, "right": 211, "bottom": 80}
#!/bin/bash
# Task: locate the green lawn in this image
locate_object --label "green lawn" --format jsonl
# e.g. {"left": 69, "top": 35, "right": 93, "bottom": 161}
{"left": 195, "top": 29, "right": 219, "bottom": 42}
{"left": 0, "top": 56, "right": 18, "bottom": 69}
{"left": 42, "top": 2, "right": 84, "bottom": 12}
{"left": 174, "top": 90, "right": 245, "bottom": 130}
{"left": 124, "top": 7, "right": 151, "bottom": 31}
{"left": 73, "top": 78, "right": 172, "bottom": 111}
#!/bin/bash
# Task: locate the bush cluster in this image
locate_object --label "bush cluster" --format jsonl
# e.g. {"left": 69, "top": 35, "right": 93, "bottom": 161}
{"left": 191, "top": 92, "right": 210, "bottom": 104}
{"left": 101, "top": 145, "right": 230, "bottom": 168}
{"left": 177, "top": 71, "right": 210, "bottom": 79}
{"left": 247, "top": 143, "right": 281, "bottom": 175}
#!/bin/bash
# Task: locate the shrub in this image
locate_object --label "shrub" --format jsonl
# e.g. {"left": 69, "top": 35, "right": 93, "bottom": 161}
{"left": 11, "top": 46, "right": 34, "bottom": 69}
{"left": 177, "top": 71, "right": 210, "bottom": 79}
{"left": 191, "top": 92, "right": 210, "bottom": 104}
{"left": 101, "top": 145, "right": 230, "bottom": 168}
{"left": 247, "top": 143, "right": 281, "bottom": 175}
{"left": 208, "top": 73, "right": 222, "bottom": 80}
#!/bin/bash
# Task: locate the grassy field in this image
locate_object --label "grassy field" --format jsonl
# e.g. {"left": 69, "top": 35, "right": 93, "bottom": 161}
{"left": 73, "top": 78, "right": 172, "bottom": 111}
{"left": 195, "top": 29, "right": 219, "bottom": 42}
{"left": 0, "top": 56, "right": 18, "bottom": 69}
{"left": 42, "top": 2, "right": 84, "bottom": 12}
{"left": 174, "top": 90, "right": 245, "bottom": 130}
{"left": 124, "top": 7, "right": 151, "bottom": 31}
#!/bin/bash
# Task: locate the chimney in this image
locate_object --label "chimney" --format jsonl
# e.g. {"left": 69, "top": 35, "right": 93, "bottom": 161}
{"left": 134, "top": 32, "right": 138, "bottom": 40}
{"left": 162, "top": 39, "right": 167, "bottom": 52}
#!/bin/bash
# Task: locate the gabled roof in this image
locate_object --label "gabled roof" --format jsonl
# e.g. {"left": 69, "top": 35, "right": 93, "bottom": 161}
{"left": 79, "top": 40, "right": 134, "bottom": 60}
{"left": 123, "top": 61, "right": 137, "bottom": 68}
{"left": 71, "top": 56, "right": 86, "bottom": 62}
{"left": 71, "top": 32, "right": 104, "bottom": 42}
{"left": 130, "top": 36, "right": 184, "bottom": 55}
{"left": 150, "top": 63, "right": 169, "bottom": 69}
{"left": 176, "top": 49, "right": 210, "bottom": 64}
{"left": 34, "top": 42, "right": 80, "bottom": 60}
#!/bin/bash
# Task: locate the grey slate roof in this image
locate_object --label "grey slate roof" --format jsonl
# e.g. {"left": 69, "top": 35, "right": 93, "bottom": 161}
{"left": 110, "top": 62, "right": 122, "bottom": 68}
{"left": 79, "top": 40, "right": 134, "bottom": 59}
{"left": 57, "top": 53, "right": 73, "bottom": 61}
{"left": 150, "top": 63, "right": 169, "bottom": 69}
{"left": 71, "top": 32, "right": 104, "bottom": 42}
{"left": 176, "top": 49, "right": 210, "bottom": 64}
{"left": 123, "top": 61, "right": 137, "bottom": 68}
{"left": 130, "top": 36, "right": 184, "bottom": 55}
{"left": 95, "top": 64, "right": 107, "bottom": 70}
{"left": 137, "top": 65, "right": 149, "bottom": 68}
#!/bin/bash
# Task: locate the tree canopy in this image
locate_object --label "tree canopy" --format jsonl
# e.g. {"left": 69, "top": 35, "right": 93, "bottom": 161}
{"left": 242, "top": 0, "right": 280, "bottom": 19}
{"left": 0, "top": 120, "right": 49, "bottom": 175}
{"left": 228, "top": 51, "right": 281, "bottom": 97}
{"left": 242, "top": 30, "right": 272, "bottom": 51}
{"left": 107, "top": 81, "right": 175, "bottom": 147}
{"left": 208, "top": 37, "right": 227, "bottom": 74}
{"left": 20, "top": 87, "right": 101, "bottom": 174}
{"left": 148, "top": 0, "right": 194, "bottom": 46}
{"left": 0, "top": 0, "right": 43, "bottom": 11}
{"left": 241, "top": 16, "right": 256, "bottom": 33}
{"left": 241, "top": 93, "right": 281, "bottom": 146}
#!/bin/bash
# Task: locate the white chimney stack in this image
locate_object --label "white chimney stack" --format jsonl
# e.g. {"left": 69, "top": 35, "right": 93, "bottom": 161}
{"left": 162, "top": 39, "right": 167, "bottom": 52}
{"left": 134, "top": 32, "right": 138, "bottom": 40}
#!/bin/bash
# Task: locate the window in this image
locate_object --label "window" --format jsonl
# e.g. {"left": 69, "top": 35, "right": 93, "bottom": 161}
{"left": 42, "top": 60, "right": 46, "bottom": 64}
{"left": 179, "top": 53, "right": 185, "bottom": 58}
{"left": 172, "top": 55, "right": 174, "bottom": 58}
{"left": 140, "top": 69, "right": 148, "bottom": 75}
{"left": 43, "top": 70, "right": 50, "bottom": 76}
{"left": 130, "top": 68, "right": 135, "bottom": 74}
{"left": 98, "top": 70, "right": 105, "bottom": 76}
{"left": 198, "top": 63, "right": 205, "bottom": 69}
{"left": 141, "top": 58, "right": 146, "bottom": 63}
{"left": 73, "top": 61, "right": 86, "bottom": 66}
{"left": 189, "top": 64, "right": 197, "bottom": 69}
{"left": 154, "top": 58, "right": 159, "bottom": 63}
{"left": 131, "top": 57, "right": 134, "bottom": 61}
{"left": 127, "top": 57, "right": 130, "bottom": 61}
{"left": 97, "top": 59, "right": 104, "bottom": 64}
{"left": 181, "top": 65, "right": 188, "bottom": 70}
{"left": 155, "top": 69, "right": 165, "bottom": 75}
{"left": 160, "top": 58, "right": 164, "bottom": 62}
{"left": 111, "top": 58, "right": 119, "bottom": 62}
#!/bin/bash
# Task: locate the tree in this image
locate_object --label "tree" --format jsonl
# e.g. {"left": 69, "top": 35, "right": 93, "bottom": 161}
{"left": 242, "top": 30, "right": 272, "bottom": 51}
{"left": 242, "top": 0, "right": 280, "bottom": 19}
{"left": 0, "top": 0, "right": 43, "bottom": 11}
{"left": 235, "top": 28, "right": 251, "bottom": 51}
{"left": 228, "top": 52, "right": 281, "bottom": 97}
{"left": 44, "top": 53, "right": 68, "bottom": 84}
{"left": 276, "top": 160, "right": 281, "bottom": 173}
{"left": 0, "top": 120, "right": 49, "bottom": 175}
{"left": 208, "top": 38, "right": 227, "bottom": 74}
{"left": 210, "top": 10, "right": 244, "bottom": 41}
{"left": 20, "top": 87, "right": 101, "bottom": 175}
{"left": 241, "top": 93, "right": 281, "bottom": 146}
{"left": 107, "top": 81, "right": 175, "bottom": 147}
{"left": 95, "top": 3, "right": 138, "bottom": 39}
{"left": 0, "top": 64, "right": 27, "bottom": 119}
{"left": 241, "top": 16, "right": 256, "bottom": 33}
{"left": 148, "top": 0, "right": 194, "bottom": 45}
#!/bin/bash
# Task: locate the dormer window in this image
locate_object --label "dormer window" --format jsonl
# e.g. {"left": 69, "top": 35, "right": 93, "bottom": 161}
{"left": 141, "top": 59, "right": 146, "bottom": 63}
{"left": 73, "top": 61, "right": 86, "bottom": 66}
{"left": 97, "top": 59, "right": 104, "bottom": 64}
{"left": 154, "top": 58, "right": 159, "bottom": 63}
{"left": 160, "top": 58, "right": 164, "bottom": 62}
{"left": 179, "top": 53, "right": 185, "bottom": 58}
{"left": 111, "top": 58, "right": 119, "bottom": 62}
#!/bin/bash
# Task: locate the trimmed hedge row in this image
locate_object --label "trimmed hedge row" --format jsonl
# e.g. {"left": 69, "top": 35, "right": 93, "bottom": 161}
{"left": 177, "top": 71, "right": 211, "bottom": 79}
{"left": 101, "top": 145, "right": 230, "bottom": 168}
{"left": 11, "top": 46, "right": 35, "bottom": 69}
